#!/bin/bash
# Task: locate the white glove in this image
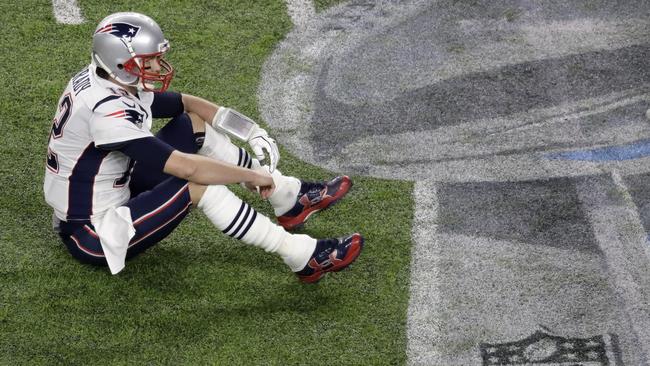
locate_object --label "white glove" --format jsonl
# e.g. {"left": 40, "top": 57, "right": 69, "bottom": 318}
{"left": 248, "top": 126, "right": 280, "bottom": 172}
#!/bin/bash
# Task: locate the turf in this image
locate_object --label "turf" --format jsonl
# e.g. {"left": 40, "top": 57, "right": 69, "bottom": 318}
{"left": 0, "top": 1, "right": 414, "bottom": 364}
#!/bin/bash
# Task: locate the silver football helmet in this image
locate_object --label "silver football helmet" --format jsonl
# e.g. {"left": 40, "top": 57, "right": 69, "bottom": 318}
{"left": 91, "top": 12, "right": 174, "bottom": 92}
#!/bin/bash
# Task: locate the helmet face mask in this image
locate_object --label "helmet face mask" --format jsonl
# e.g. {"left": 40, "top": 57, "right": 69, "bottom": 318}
{"left": 92, "top": 12, "right": 174, "bottom": 92}
{"left": 123, "top": 52, "right": 174, "bottom": 92}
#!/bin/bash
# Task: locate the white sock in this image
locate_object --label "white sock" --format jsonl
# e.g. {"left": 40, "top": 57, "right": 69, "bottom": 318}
{"left": 198, "top": 123, "right": 251, "bottom": 168}
{"left": 251, "top": 159, "right": 301, "bottom": 217}
{"left": 197, "top": 185, "right": 315, "bottom": 271}
{"left": 276, "top": 233, "right": 317, "bottom": 272}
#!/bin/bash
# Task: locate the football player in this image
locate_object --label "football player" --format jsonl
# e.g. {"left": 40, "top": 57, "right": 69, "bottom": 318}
{"left": 43, "top": 12, "right": 363, "bottom": 283}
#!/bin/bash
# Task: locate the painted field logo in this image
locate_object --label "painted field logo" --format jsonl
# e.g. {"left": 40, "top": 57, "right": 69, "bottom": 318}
{"left": 479, "top": 330, "right": 620, "bottom": 365}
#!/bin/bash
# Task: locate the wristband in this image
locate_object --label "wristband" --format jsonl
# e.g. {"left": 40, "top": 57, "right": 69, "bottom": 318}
{"left": 211, "top": 107, "right": 257, "bottom": 141}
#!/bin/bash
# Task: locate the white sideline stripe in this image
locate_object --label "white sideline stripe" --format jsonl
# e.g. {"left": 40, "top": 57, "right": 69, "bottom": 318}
{"left": 576, "top": 171, "right": 650, "bottom": 364}
{"left": 610, "top": 169, "right": 650, "bottom": 264}
{"left": 406, "top": 180, "right": 441, "bottom": 365}
{"left": 284, "top": 0, "right": 315, "bottom": 29}
{"left": 52, "top": 0, "right": 85, "bottom": 24}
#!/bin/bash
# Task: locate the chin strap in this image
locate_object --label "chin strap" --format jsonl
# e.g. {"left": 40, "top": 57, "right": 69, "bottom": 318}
{"left": 92, "top": 54, "right": 140, "bottom": 89}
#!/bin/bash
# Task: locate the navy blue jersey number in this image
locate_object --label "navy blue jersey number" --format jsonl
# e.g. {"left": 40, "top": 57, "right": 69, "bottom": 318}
{"left": 51, "top": 93, "right": 73, "bottom": 139}
{"left": 46, "top": 148, "right": 59, "bottom": 173}
{"left": 114, "top": 159, "right": 135, "bottom": 187}
{"left": 47, "top": 93, "right": 73, "bottom": 173}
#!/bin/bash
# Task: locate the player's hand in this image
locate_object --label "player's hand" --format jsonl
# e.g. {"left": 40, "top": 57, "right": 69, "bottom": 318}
{"left": 248, "top": 169, "right": 275, "bottom": 199}
{"left": 248, "top": 126, "right": 280, "bottom": 172}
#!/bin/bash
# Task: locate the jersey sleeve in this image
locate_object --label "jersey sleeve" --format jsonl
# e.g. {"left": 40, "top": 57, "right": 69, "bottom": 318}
{"left": 108, "top": 137, "right": 175, "bottom": 173}
{"left": 90, "top": 97, "right": 153, "bottom": 146}
{"left": 151, "top": 91, "right": 184, "bottom": 118}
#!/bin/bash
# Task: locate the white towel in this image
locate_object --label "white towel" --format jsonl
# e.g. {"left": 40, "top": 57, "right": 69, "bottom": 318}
{"left": 92, "top": 206, "right": 136, "bottom": 275}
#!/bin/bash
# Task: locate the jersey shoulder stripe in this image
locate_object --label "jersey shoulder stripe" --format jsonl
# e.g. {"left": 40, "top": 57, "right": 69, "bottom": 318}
{"left": 92, "top": 95, "right": 121, "bottom": 112}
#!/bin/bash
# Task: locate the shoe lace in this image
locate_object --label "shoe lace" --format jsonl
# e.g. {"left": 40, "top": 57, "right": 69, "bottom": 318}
{"left": 316, "top": 238, "right": 338, "bottom": 259}
{"left": 301, "top": 181, "right": 325, "bottom": 194}
{"left": 300, "top": 181, "right": 326, "bottom": 204}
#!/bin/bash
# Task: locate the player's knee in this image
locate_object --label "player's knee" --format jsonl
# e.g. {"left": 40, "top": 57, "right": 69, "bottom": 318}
{"left": 186, "top": 112, "right": 206, "bottom": 135}
{"left": 188, "top": 182, "right": 207, "bottom": 204}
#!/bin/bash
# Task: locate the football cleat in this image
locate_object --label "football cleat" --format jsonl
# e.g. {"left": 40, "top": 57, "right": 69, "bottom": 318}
{"left": 277, "top": 176, "right": 352, "bottom": 230}
{"left": 295, "top": 233, "right": 364, "bottom": 284}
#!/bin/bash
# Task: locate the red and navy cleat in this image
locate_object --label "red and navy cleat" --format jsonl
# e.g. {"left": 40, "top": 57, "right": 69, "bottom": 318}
{"left": 277, "top": 176, "right": 352, "bottom": 230}
{"left": 295, "top": 233, "right": 364, "bottom": 284}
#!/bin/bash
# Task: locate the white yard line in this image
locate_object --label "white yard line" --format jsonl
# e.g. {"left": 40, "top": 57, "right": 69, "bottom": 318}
{"left": 576, "top": 171, "right": 650, "bottom": 364}
{"left": 406, "top": 180, "right": 441, "bottom": 365}
{"left": 52, "top": 0, "right": 85, "bottom": 24}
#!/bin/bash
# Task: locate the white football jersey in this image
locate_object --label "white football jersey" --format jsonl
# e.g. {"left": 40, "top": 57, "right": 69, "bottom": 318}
{"left": 44, "top": 65, "right": 155, "bottom": 222}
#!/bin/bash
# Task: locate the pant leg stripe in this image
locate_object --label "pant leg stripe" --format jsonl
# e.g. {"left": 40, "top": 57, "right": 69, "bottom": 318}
{"left": 222, "top": 202, "right": 246, "bottom": 235}
{"left": 133, "top": 184, "right": 189, "bottom": 226}
{"left": 246, "top": 155, "right": 252, "bottom": 169}
{"left": 237, "top": 148, "right": 243, "bottom": 167}
{"left": 83, "top": 225, "right": 99, "bottom": 238}
{"left": 70, "top": 235, "right": 104, "bottom": 257}
{"left": 228, "top": 204, "right": 252, "bottom": 237}
{"left": 130, "top": 202, "right": 192, "bottom": 246}
{"left": 236, "top": 210, "right": 257, "bottom": 240}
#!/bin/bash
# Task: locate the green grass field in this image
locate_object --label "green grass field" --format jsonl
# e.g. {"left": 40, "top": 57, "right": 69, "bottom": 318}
{"left": 0, "top": 1, "right": 414, "bottom": 364}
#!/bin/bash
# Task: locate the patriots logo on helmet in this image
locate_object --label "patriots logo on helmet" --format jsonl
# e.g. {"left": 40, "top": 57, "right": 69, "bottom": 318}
{"left": 105, "top": 109, "right": 145, "bottom": 128}
{"left": 95, "top": 23, "right": 140, "bottom": 41}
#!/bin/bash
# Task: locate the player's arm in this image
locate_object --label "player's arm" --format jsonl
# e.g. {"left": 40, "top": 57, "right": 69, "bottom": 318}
{"left": 150, "top": 91, "right": 218, "bottom": 123}
{"left": 180, "top": 93, "right": 219, "bottom": 123}
{"left": 183, "top": 93, "right": 281, "bottom": 172}
{"left": 100, "top": 137, "right": 274, "bottom": 196}
{"left": 164, "top": 150, "right": 273, "bottom": 192}
{"left": 151, "top": 91, "right": 280, "bottom": 171}
{"left": 91, "top": 98, "right": 272, "bottom": 189}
